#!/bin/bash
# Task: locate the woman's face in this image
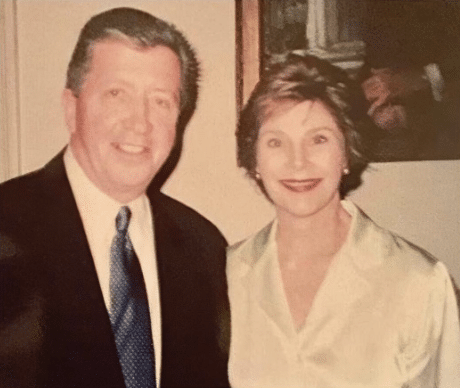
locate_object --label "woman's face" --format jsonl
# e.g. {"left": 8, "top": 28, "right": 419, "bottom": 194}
{"left": 256, "top": 100, "right": 348, "bottom": 219}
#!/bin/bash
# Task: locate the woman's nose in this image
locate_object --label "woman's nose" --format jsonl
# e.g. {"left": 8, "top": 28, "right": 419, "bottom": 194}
{"left": 290, "top": 144, "right": 309, "bottom": 170}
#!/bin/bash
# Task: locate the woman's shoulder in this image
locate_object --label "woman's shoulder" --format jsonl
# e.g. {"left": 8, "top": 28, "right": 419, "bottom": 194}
{"left": 346, "top": 201, "right": 449, "bottom": 286}
{"left": 346, "top": 203, "right": 457, "bottom": 335}
{"left": 226, "top": 221, "right": 274, "bottom": 272}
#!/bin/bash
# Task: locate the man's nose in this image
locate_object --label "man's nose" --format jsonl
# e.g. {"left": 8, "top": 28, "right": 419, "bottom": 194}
{"left": 131, "top": 96, "right": 152, "bottom": 134}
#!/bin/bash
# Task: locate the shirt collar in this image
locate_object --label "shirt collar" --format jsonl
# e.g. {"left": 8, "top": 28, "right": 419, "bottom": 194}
{"left": 241, "top": 200, "right": 373, "bottom": 271}
{"left": 63, "top": 146, "right": 149, "bottom": 234}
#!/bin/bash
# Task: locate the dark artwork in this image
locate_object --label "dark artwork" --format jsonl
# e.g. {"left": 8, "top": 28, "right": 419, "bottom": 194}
{"left": 263, "top": 0, "right": 308, "bottom": 54}
{"left": 262, "top": 0, "right": 460, "bottom": 162}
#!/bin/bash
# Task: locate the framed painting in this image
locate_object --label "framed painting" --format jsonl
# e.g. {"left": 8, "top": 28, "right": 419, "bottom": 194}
{"left": 236, "top": 0, "right": 460, "bottom": 162}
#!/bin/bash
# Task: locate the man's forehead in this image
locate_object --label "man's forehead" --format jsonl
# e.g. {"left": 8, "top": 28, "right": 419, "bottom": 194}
{"left": 89, "top": 37, "right": 180, "bottom": 63}
{"left": 86, "top": 39, "right": 182, "bottom": 82}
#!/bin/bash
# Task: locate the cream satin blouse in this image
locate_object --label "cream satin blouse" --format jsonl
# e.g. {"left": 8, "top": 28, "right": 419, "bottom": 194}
{"left": 227, "top": 201, "right": 460, "bottom": 388}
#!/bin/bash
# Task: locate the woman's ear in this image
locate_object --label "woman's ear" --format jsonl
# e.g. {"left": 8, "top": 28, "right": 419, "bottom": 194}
{"left": 61, "top": 88, "right": 77, "bottom": 134}
{"left": 254, "top": 165, "right": 261, "bottom": 180}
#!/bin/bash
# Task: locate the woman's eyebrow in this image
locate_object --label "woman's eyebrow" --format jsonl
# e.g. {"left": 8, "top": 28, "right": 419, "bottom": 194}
{"left": 306, "top": 126, "right": 335, "bottom": 133}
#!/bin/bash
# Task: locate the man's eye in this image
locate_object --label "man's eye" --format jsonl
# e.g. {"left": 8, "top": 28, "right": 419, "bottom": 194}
{"left": 313, "top": 134, "right": 328, "bottom": 144}
{"left": 267, "top": 138, "right": 281, "bottom": 148}
{"left": 154, "top": 97, "right": 171, "bottom": 109}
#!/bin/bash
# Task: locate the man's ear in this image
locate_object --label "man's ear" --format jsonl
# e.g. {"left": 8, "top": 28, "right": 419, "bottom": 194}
{"left": 62, "top": 88, "right": 78, "bottom": 134}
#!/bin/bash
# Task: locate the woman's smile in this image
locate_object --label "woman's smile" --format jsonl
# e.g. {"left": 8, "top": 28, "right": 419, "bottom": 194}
{"left": 279, "top": 178, "right": 322, "bottom": 192}
{"left": 256, "top": 100, "right": 347, "bottom": 219}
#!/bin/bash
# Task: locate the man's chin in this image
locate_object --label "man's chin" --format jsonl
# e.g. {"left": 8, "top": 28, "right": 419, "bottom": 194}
{"left": 104, "top": 173, "right": 154, "bottom": 202}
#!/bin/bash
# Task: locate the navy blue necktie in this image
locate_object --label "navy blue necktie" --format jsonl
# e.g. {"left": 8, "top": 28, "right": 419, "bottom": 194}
{"left": 110, "top": 206, "right": 156, "bottom": 388}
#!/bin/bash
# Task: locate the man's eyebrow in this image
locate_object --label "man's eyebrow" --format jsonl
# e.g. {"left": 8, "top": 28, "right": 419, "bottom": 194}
{"left": 150, "top": 88, "right": 180, "bottom": 103}
{"left": 150, "top": 88, "right": 176, "bottom": 95}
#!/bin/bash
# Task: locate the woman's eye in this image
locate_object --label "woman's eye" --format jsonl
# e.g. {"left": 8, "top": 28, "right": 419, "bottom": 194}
{"left": 267, "top": 138, "right": 282, "bottom": 148}
{"left": 108, "top": 89, "right": 122, "bottom": 97}
{"left": 313, "top": 134, "right": 328, "bottom": 144}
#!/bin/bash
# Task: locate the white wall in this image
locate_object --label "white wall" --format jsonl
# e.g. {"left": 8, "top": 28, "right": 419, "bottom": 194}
{"left": 3, "top": 0, "right": 459, "bottom": 283}
{"left": 13, "top": 0, "right": 237, "bottom": 173}
{"left": 349, "top": 161, "right": 460, "bottom": 283}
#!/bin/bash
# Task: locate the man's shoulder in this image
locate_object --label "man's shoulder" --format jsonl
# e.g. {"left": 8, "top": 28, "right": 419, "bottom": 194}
{"left": 149, "top": 192, "right": 228, "bottom": 284}
{"left": 0, "top": 152, "right": 64, "bottom": 203}
{"left": 0, "top": 168, "right": 47, "bottom": 220}
{"left": 0, "top": 167, "right": 44, "bottom": 194}
{"left": 0, "top": 153, "right": 67, "bottom": 233}
{"left": 149, "top": 192, "right": 224, "bottom": 240}
{"left": 150, "top": 191, "right": 227, "bottom": 246}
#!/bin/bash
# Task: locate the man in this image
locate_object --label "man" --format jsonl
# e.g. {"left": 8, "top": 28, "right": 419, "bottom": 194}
{"left": 0, "top": 8, "right": 230, "bottom": 388}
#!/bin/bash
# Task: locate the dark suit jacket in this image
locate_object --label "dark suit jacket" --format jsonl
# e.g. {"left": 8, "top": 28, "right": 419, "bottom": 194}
{"left": 0, "top": 152, "right": 230, "bottom": 388}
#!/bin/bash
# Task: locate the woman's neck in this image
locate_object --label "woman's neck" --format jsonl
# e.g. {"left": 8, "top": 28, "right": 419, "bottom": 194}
{"left": 276, "top": 198, "right": 351, "bottom": 264}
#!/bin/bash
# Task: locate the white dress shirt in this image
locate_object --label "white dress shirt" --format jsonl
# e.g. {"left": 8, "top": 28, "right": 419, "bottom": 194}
{"left": 227, "top": 200, "right": 460, "bottom": 388}
{"left": 64, "top": 148, "right": 162, "bottom": 385}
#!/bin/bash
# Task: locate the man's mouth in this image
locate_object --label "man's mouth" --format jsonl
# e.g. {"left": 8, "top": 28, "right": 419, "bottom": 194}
{"left": 115, "top": 143, "right": 148, "bottom": 155}
{"left": 280, "top": 179, "right": 322, "bottom": 192}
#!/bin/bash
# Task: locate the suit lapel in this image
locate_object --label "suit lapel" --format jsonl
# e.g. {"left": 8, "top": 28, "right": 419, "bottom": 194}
{"left": 149, "top": 194, "right": 196, "bottom": 351}
{"left": 38, "top": 152, "right": 125, "bottom": 387}
{"left": 149, "top": 192, "right": 228, "bottom": 387}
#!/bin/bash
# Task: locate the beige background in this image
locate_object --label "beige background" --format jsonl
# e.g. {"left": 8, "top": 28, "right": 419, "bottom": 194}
{"left": 2, "top": 0, "right": 459, "bottom": 283}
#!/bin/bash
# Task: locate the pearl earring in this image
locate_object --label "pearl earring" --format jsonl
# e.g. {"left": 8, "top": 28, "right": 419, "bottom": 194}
{"left": 343, "top": 168, "right": 350, "bottom": 175}
{"left": 255, "top": 172, "right": 261, "bottom": 180}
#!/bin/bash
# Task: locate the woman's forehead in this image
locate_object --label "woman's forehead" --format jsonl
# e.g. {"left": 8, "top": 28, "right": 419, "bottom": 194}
{"left": 259, "top": 98, "right": 302, "bottom": 125}
{"left": 259, "top": 99, "right": 338, "bottom": 131}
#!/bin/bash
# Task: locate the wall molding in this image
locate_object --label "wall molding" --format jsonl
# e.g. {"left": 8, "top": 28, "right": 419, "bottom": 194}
{"left": 0, "top": 0, "right": 21, "bottom": 182}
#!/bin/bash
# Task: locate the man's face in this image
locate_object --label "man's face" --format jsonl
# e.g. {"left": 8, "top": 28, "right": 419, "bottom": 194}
{"left": 63, "top": 40, "right": 181, "bottom": 203}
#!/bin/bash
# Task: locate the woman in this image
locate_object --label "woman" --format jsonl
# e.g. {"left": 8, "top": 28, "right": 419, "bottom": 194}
{"left": 227, "top": 55, "right": 460, "bottom": 387}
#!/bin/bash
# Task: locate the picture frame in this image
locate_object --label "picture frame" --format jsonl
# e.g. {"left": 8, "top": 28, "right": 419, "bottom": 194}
{"left": 236, "top": 0, "right": 460, "bottom": 162}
